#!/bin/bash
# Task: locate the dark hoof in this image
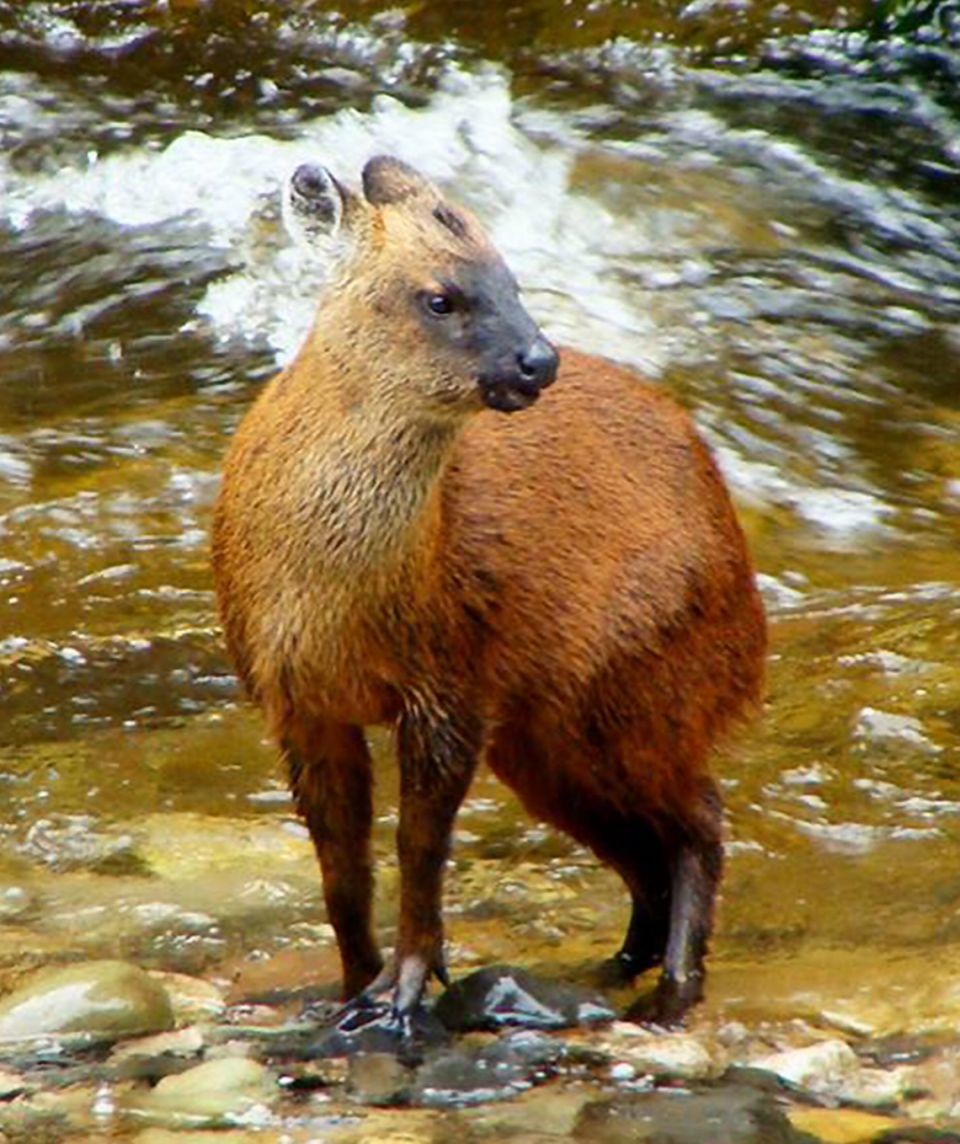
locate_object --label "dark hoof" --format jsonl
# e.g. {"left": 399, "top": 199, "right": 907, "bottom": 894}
{"left": 623, "top": 973, "right": 703, "bottom": 1029}
{"left": 594, "top": 949, "right": 661, "bottom": 988}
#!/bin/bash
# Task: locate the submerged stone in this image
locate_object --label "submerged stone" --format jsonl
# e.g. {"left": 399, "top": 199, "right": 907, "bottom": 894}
{"left": 137, "top": 1057, "right": 277, "bottom": 1126}
{"left": 0, "top": 960, "right": 174, "bottom": 1044}
{"left": 787, "top": 1106, "right": 899, "bottom": 1143}
{"left": 433, "top": 965, "right": 615, "bottom": 1033}
{"left": 412, "top": 1045, "right": 529, "bottom": 1106}
{"left": 573, "top": 1085, "right": 814, "bottom": 1144}
{"left": 347, "top": 1051, "right": 411, "bottom": 1105}
{"left": 410, "top": 1029, "right": 565, "bottom": 1107}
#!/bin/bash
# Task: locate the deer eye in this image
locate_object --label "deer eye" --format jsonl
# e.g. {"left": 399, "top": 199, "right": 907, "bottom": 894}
{"left": 421, "top": 291, "right": 456, "bottom": 318}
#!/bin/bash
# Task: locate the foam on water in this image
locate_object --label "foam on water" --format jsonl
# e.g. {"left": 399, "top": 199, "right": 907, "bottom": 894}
{"left": 0, "top": 67, "right": 661, "bottom": 371}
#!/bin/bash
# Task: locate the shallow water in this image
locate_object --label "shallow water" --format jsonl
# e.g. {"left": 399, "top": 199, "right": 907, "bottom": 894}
{"left": 1, "top": 0, "right": 960, "bottom": 1093}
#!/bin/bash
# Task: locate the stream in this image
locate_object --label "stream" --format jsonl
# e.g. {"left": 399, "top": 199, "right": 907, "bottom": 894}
{"left": 1, "top": 1, "right": 959, "bottom": 1140}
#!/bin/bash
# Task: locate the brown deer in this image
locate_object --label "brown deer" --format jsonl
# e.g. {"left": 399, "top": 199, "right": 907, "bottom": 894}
{"left": 212, "top": 156, "right": 766, "bottom": 1039}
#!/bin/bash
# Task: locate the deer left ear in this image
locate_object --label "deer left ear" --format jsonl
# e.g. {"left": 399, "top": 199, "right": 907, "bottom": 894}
{"left": 283, "top": 163, "right": 350, "bottom": 249}
{"left": 362, "top": 155, "right": 435, "bottom": 206}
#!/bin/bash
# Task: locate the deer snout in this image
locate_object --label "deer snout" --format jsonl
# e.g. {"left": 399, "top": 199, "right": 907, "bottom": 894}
{"left": 518, "top": 337, "right": 559, "bottom": 390}
{"left": 479, "top": 335, "right": 559, "bottom": 414}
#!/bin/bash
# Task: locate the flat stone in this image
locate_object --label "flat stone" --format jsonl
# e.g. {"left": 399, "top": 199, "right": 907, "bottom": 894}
{"left": 754, "top": 1038, "right": 860, "bottom": 1097}
{"left": 788, "top": 1107, "right": 900, "bottom": 1143}
{"left": 111, "top": 1025, "right": 205, "bottom": 1062}
{"left": 412, "top": 1043, "right": 533, "bottom": 1107}
{"left": 574, "top": 1085, "right": 814, "bottom": 1144}
{"left": 464, "top": 1088, "right": 592, "bottom": 1137}
{"left": 0, "top": 1064, "right": 27, "bottom": 1098}
{"left": 433, "top": 965, "right": 615, "bottom": 1033}
{"left": 0, "top": 960, "right": 174, "bottom": 1044}
{"left": 134, "top": 1131, "right": 291, "bottom": 1144}
{"left": 139, "top": 1057, "right": 277, "bottom": 1125}
{"left": 599, "top": 1022, "right": 717, "bottom": 1079}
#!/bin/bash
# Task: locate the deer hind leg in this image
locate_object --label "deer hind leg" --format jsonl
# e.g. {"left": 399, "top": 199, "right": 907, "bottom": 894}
{"left": 489, "top": 730, "right": 722, "bottom": 1026}
{"left": 620, "top": 779, "right": 724, "bottom": 1026}
{"left": 284, "top": 720, "right": 382, "bottom": 999}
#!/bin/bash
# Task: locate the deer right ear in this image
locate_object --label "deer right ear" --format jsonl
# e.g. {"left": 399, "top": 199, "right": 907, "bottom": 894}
{"left": 283, "top": 163, "right": 354, "bottom": 250}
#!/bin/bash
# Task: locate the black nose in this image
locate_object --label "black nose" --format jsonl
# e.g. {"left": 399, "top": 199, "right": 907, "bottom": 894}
{"left": 517, "top": 338, "right": 559, "bottom": 389}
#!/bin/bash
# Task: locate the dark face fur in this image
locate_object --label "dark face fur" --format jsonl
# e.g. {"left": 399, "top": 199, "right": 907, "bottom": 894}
{"left": 414, "top": 249, "right": 558, "bottom": 413}
{"left": 286, "top": 157, "right": 559, "bottom": 414}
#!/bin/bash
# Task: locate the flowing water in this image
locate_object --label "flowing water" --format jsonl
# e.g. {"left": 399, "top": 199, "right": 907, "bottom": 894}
{"left": 1, "top": 0, "right": 960, "bottom": 1100}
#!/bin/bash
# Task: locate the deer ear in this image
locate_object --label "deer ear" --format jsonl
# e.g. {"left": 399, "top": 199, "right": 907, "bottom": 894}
{"left": 362, "top": 155, "right": 434, "bottom": 206}
{"left": 283, "top": 163, "right": 353, "bottom": 249}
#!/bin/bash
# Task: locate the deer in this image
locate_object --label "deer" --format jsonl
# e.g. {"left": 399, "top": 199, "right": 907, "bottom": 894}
{"left": 211, "top": 155, "right": 766, "bottom": 1042}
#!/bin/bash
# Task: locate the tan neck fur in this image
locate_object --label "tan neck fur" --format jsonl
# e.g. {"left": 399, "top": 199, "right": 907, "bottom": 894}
{"left": 279, "top": 327, "right": 461, "bottom": 590}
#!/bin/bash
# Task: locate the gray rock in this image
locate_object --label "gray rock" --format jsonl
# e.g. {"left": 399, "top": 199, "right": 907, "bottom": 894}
{"left": 573, "top": 1086, "right": 813, "bottom": 1144}
{"left": 434, "top": 965, "right": 615, "bottom": 1033}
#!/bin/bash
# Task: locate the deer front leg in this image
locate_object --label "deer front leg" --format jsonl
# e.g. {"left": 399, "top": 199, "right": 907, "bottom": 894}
{"left": 285, "top": 721, "right": 382, "bottom": 999}
{"left": 338, "top": 699, "right": 481, "bottom": 1040}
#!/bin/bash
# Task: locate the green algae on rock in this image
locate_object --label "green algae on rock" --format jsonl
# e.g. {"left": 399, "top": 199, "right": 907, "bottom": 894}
{"left": 0, "top": 960, "right": 174, "bottom": 1045}
{"left": 132, "top": 1057, "right": 278, "bottom": 1129}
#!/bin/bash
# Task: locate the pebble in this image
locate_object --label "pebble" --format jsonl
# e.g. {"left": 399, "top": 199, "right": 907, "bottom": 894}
{"left": 347, "top": 1052, "right": 411, "bottom": 1105}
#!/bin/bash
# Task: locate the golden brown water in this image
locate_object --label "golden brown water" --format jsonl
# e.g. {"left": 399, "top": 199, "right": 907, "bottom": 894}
{"left": 1, "top": 0, "right": 960, "bottom": 1048}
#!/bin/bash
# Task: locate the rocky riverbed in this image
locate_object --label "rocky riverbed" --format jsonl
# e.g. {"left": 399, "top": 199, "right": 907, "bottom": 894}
{"left": 0, "top": 882, "right": 957, "bottom": 1144}
{"left": 0, "top": 951, "right": 958, "bottom": 1143}
{"left": 3, "top": 1, "right": 960, "bottom": 1141}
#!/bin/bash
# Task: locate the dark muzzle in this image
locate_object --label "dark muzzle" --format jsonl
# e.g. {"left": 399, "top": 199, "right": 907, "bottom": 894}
{"left": 479, "top": 336, "right": 559, "bottom": 413}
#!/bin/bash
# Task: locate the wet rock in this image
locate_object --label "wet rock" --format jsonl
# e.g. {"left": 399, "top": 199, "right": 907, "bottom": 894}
{"left": 481, "top": 1028, "right": 566, "bottom": 1071}
{"left": 408, "top": 1030, "right": 563, "bottom": 1107}
{"left": 136, "top": 1057, "right": 277, "bottom": 1127}
{"left": 598, "top": 1021, "right": 718, "bottom": 1080}
{"left": 755, "top": 1039, "right": 860, "bottom": 1099}
{"left": 0, "top": 1090, "right": 70, "bottom": 1142}
{"left": 788, "top": 1106, "right": 899, "bottom": 1142}
{"left": 433, "top": 965, "right": 615, "bottom": 1032}
{"left": 134, "top": 1130, "right": 284, "bottom": 1143}
{"left": 300, "top": 1003, "right": 449, "bottom": 1060}
{"left": 0, "top": 885, "right": 33, "bottom": 923}
{"left": 894, "top": 1043, "right": 960, "bottom": 1120}
{"left": 347, "top": 1052, "right": 411, "bottom": 1105}
{"left": 464, "top": 1088, "right": 593, "bottom": 1138}
{"left": 150, "top": 972, "right": 226, "bottom": 1025}
{"left": 872, "top": 1131, "right": 960, "bottom": 1143}
{"left": 411, "top": 1043, "right": 531, "bottom": 1106}
{"left": 0, "top": 1065, "right": 27, "bottom": 1098}
{"left": 110, "top": 1026, "right": 206, "bottom": 1083}
{"left": 316, "top": 1108, "right": 443, "bottom": 1144}
{"left": 573, "top": 1085, "right": 813, "bottom": 1144}
{"left": 0, "top": 960, "right": 174, "bottom": 1044}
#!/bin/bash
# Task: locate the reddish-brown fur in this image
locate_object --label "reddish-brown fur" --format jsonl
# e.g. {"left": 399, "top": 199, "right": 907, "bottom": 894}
{"left": 212, "top": 156, "right": 766, "bottom": 1033}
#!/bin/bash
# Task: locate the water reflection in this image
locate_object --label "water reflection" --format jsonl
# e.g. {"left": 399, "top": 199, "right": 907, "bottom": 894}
{"left": 0, "top": 2, "right": 958, "bottom": 1025}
